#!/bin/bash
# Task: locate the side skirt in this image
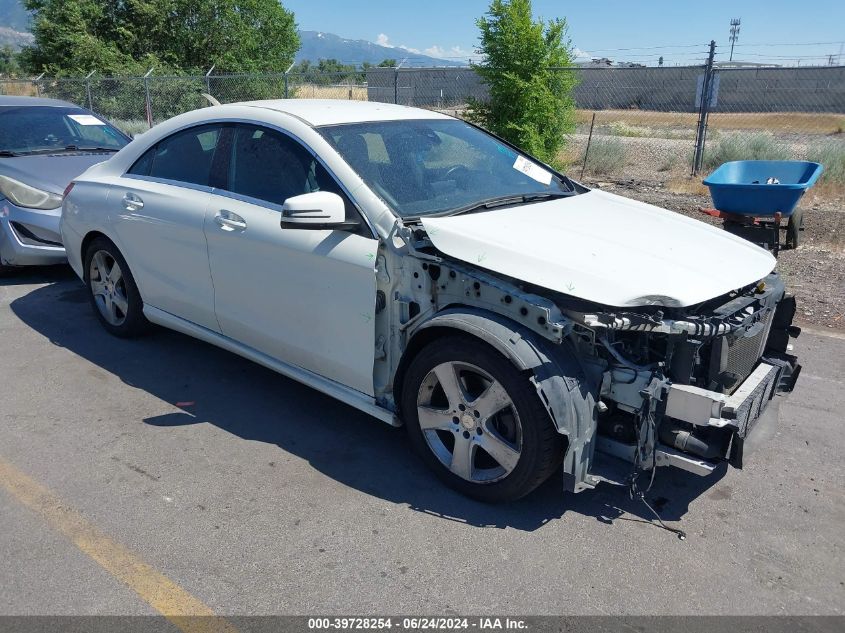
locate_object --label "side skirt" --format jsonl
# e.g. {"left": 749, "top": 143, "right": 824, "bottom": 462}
{"left": 143, "top": 305, "right": 400, "bottom": 427}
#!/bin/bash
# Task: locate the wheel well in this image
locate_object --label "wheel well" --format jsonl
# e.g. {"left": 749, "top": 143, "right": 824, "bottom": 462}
{"left": 80, "top": 231, "right": 110, "bottom": 269}
{"left": 392, "top": 324, "right": 526, "bottom": 414}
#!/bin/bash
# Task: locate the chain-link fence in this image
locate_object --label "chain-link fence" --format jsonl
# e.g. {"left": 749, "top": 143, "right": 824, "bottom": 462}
{"left": 2, "top": 66, "right": 843, "bottom": 188}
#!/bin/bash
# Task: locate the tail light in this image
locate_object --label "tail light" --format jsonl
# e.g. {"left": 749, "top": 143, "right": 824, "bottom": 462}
{"left": 63, "top": 182, "right": 76, "bottom": 198}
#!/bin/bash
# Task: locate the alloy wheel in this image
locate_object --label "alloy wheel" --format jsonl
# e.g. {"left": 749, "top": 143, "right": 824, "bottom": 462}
{"left": 89, "top": 250, "right": 129, "bottom": 327}
{"left": 416, "top": 361, "right": 523, "bottom": 483}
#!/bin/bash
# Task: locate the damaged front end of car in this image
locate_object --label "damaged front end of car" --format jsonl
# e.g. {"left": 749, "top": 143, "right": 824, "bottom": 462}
{"left": 381, "top": 221, "right": 801, "bottom": 496}
{"left": 564, "top": 273, "right": 801, "bottom": 492}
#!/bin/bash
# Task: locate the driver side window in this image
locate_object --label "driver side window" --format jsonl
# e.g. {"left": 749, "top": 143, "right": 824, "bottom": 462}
{"left": 227, "top": 125, "right": 310, "bottom": 205}
{"left": 220, "top": 125, "right": 364, "bottom": 232}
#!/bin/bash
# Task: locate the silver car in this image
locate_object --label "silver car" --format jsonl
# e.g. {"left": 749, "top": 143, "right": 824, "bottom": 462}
{"left": 0, "top": 96, "right": 130, "bottom": 272}
{"left": 61, "top": 100, "right": 802, "bottom": 503}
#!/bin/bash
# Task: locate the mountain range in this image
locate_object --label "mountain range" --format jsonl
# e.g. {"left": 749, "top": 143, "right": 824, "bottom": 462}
{"left": 0, "top": 0, "right": 29, "bottom": 47}
{"left": 0, "top": 1, "right": 466, "bottom": 67}
{"left": 296, "top": 31, "right": 466, "bottom": 67}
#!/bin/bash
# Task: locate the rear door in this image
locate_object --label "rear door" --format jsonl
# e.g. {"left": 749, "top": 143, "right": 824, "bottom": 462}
{"left": 203, "top": 123, "right": 379, "bottom": 395}
{"left": 113, "top": 123, "right": 227, "bottom": 332}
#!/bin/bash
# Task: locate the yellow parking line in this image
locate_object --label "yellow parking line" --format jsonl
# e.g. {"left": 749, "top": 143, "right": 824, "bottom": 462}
{"left": 0, "top": 458, "right": 239, "bottom": 633}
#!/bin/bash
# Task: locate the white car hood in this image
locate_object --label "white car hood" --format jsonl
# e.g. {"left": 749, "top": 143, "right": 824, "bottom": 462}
{"left": 421, "top": 189, "right": 777, "bottom": 308}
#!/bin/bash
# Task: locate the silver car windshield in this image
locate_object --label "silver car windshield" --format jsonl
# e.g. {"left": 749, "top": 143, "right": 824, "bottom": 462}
{"left": 319, "top": 119, "right": 572, "bottom": 218}
{"left": 0, "top": 106, "right": 129, "bottom": 155}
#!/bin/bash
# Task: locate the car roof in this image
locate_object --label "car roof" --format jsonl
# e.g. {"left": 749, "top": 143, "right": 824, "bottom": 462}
{"left": 236, "top": 99, "right": 452, "bottom": 127}
{"left": 0, "top": 95, "right": 80, "bottom": 108}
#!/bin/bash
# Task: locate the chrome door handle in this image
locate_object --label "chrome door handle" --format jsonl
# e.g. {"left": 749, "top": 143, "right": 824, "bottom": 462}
{"left": 214, "top": 210, "right": 247, "bottom": 231}
{"left": 122, "top": 192, "right": 144, "bottom": 211}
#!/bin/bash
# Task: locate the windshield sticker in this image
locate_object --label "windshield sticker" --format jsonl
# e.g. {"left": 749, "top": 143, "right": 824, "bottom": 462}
{"left": 512, "top": 155, "right": 552, "bottom": 185}
{"left": 68, "top": 114, "right": 106, "bottom": 126}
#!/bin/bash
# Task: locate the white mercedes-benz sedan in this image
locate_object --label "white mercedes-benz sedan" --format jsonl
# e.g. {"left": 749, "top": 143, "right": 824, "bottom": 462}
{"left": 61, "top": 100, "right": 802, "bottom": 502}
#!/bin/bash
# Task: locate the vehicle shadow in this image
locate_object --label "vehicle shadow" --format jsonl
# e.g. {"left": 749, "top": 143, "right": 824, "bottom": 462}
{"left": 11, "top": 278, "right": 725, "bottom": 534}
{"left": 0, "top": 265, "right": 75, "bottom": 287}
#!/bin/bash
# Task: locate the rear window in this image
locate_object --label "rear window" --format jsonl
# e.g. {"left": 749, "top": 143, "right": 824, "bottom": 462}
{"left": 128, "top": 124, "right": 224, "bottom": 187}
{"left": 0, "top": 105, "right": 129, "bottom": 154}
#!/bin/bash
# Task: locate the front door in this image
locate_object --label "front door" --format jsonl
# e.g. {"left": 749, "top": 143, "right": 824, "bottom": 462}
{"left": 204, "top": 124, "right": 379, "bottom": 395}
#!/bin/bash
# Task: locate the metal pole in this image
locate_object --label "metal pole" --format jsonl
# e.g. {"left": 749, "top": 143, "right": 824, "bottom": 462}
{"left": 205, "top": 65, "right": 215, "bottom": 95}
{"left": 33, "top": 72, "right": 44, "bottom": 97}
{"left": 729, "top": 18, "right": 741, "bottom": 62}
{"left": 580, "top": 112, "right": 597, "bottom": 179}
{"left": 284, "top": 62, "right": 295, "bottom": 99}
{"left": 143, "top": 67, "right": 154, "bottom": 129}
{"left": 85, "top": 70, "right": 95, "bottom": 111}
{"left": 692, "top": 40, "right": 716, "bottom": 175}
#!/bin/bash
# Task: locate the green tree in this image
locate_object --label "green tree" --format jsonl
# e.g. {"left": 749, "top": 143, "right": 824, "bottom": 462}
{"left": 20, "top": 0, "right": 300, "bottom": 75}
{"left": 377, "top": 59, "right": 397, "bottom": 68}
{"left": 467, "top": 0, "right": 577, "bottom": 165}
{"left": 316, "top": 58, "right": 355, "bottom": 74}
{"left": 0, "top": 45, "right": 21, "bottom": 76}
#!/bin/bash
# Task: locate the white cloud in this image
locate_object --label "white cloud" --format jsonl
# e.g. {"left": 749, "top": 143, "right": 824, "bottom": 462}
{"left": 377, "top": 33, "right": 481, "bottom": 62}
{"left": 421, "top": 44, "right": 482, "bottom": 62}
{"left": 572, "top": 47, "right": 592, "bottom": 61}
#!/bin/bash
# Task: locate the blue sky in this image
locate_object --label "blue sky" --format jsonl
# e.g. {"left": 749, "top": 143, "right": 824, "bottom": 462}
{"left": 283, "top": 0, "right": 845, "bottom": 66}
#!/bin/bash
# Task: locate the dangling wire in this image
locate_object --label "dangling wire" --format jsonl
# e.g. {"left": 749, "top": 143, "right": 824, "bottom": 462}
{"left": 628, "top": 374, "right": 687, "bottom": 541}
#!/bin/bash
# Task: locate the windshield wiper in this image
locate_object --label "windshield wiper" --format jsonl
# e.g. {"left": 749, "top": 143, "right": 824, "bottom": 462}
{"left": 445, "top": 191, "right": 572, "bottom": 217}
{"left": 61, "top": 145, "right": 120, "bottom": 152}
{"left": 12, "top": 146, "right": 121, "bottom": 156}
{"left": 0, "top": 150, "right": 22, "bottom": 157}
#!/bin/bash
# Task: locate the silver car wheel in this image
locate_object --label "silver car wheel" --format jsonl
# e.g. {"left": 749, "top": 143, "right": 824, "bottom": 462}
{"left": 416, "top": 361, "right": 523, "bottom": 483}
{"left": 89, "top": 250, "right": 129, "bottom": 327}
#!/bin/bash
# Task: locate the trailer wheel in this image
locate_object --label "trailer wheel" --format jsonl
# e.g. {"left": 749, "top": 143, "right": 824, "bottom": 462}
{"left": 786, "top": 208, "right": 803, "bottom": 249}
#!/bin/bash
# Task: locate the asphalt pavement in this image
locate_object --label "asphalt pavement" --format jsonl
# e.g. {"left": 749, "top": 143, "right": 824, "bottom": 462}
{"left": 1, "top": 267, "right": 843, "bottom": 620}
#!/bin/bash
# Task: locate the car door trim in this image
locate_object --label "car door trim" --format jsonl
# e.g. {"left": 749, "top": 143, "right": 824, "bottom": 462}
{"left": 124, "top": 173, "right": 215, "bottom": 195}
{"left": 143, "top": 303, "right": 398, "bottom": 426}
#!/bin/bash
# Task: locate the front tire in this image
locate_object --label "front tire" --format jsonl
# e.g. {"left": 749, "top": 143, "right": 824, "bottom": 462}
{"left": 401, "top": 335, "right": 565, "bottom": 502}
{"left": 83, "top": 237, "right": 148, "bottom": 338}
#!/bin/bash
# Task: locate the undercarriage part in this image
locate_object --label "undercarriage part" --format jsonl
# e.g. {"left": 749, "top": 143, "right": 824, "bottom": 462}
{"left": 667, "top": 335, "right": 700, "bottom": 385}
{"left": 762, "top": 352, "right": 802, "bottom": 394}
{"left": 765, "top": 294, "right": 798, "bottom": 354}
{"left": 658, "top": 422, "right": 730, "bottom": 460}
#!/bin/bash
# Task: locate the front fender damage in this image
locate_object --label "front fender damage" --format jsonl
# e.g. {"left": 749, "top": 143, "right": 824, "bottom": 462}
{"left": 414, "top": 309, "right": 604, "bottom": 493}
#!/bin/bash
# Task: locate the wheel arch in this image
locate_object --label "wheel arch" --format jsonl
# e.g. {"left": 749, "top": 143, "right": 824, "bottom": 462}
{"left": 80, "top": 230, "right": 113, "bottom": 273}
{"left": 395, "top": 307, "right": 601, "bottom": 493}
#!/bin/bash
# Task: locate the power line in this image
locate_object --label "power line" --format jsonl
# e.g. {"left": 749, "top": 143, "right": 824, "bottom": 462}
{"left": 735, "top": 40, "right": 845, "bottom": 47}
{"left": 580, "top": 43, "right": 708, "bottom": 53}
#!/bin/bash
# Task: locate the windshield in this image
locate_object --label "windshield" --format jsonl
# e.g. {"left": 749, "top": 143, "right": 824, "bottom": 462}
{"left": 319, "top": 119, "right": 572, "bottom": 218}
{"left": 0, "top": 105, "right": 129, "bottom": 155}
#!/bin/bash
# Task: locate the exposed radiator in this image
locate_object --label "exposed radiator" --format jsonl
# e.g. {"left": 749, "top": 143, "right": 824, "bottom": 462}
{"left": 710, "top": 310, "right": 774, "bottom": 394}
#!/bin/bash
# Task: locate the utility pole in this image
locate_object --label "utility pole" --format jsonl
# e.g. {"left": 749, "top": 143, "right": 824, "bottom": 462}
{"left": 729, "top": 18, "right": 741, "bottom": 61}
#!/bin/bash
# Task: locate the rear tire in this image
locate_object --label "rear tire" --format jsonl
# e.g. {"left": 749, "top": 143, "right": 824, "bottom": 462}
{"left": 401, "top": 335, "right": 564, "bottom": 502}
{"left": 83, "top": 237, "right": 149, "bottom": 338}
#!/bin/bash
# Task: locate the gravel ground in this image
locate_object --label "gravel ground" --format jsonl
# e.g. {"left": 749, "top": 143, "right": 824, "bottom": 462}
{"left": 582, "top": 176, "right": 845, "bottom": 331}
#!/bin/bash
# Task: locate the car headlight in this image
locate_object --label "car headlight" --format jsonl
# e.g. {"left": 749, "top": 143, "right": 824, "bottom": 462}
{"left": 0, "top": 175, "right": 63, "bottom": 210}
